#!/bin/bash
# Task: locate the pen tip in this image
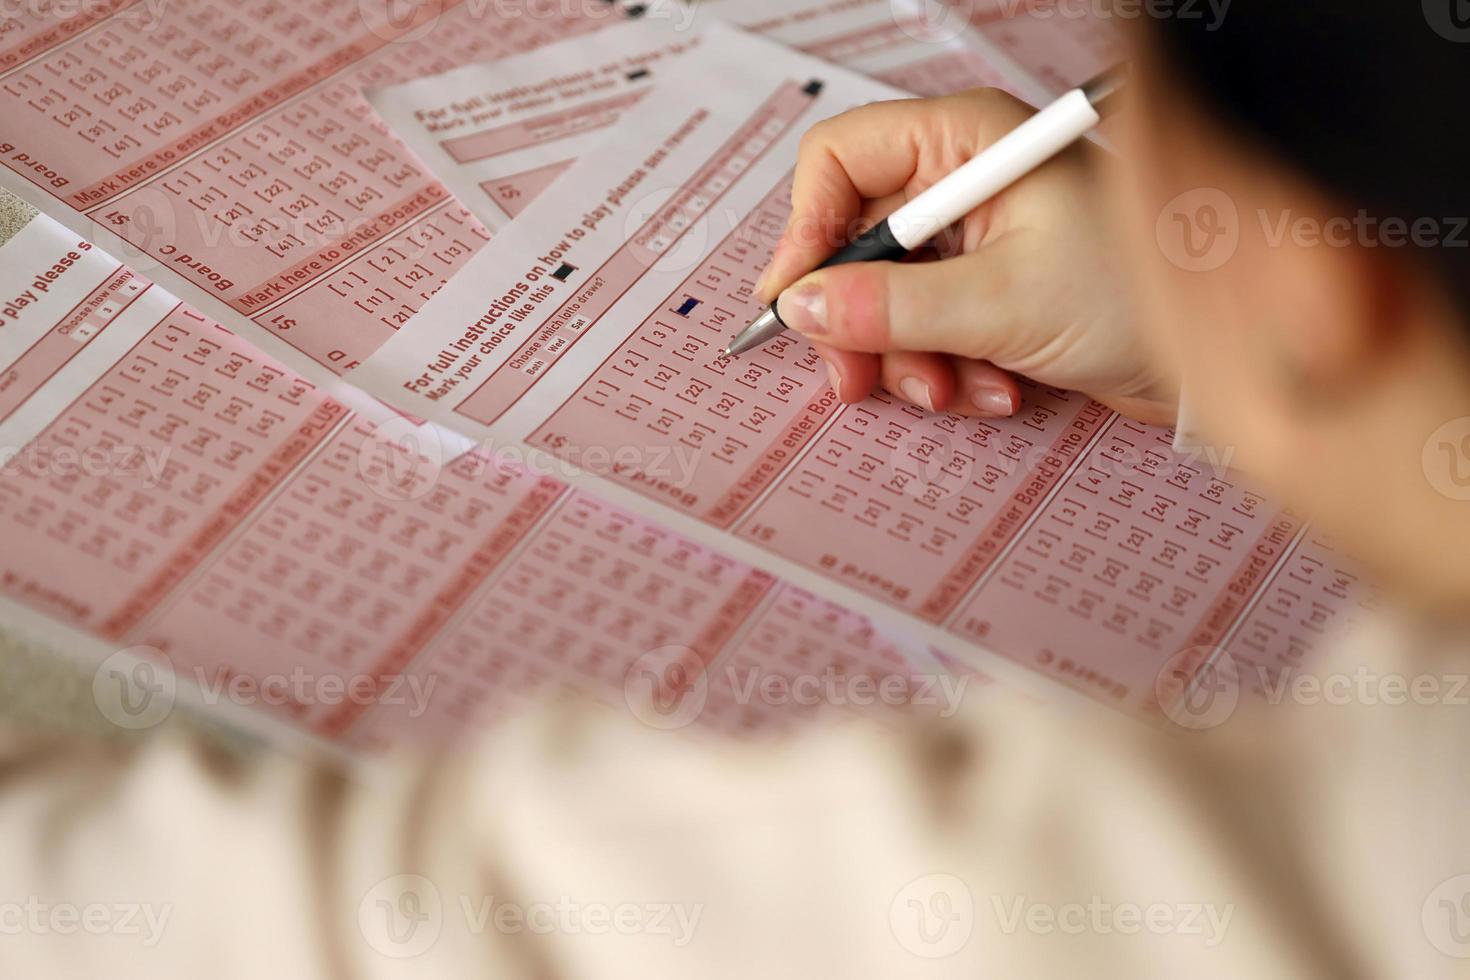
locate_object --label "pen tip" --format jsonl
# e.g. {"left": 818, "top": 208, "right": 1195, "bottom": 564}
{"left": 720, "top": 347, "right": 732, "bottom": 357}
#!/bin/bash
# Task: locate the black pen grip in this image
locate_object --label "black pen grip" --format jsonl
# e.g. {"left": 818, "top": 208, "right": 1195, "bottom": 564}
{"left": 815, "top": 217, "right": 909, "bottom": 269}
{"left": 759, "top": 218, "right": 910, "bottom": 336}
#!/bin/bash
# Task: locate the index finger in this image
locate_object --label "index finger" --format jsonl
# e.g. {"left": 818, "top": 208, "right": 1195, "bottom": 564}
{"left": 757, "top": 89, "right": 1036, "bottom": 302}
{"left": 758, "top": 99, "right": 925, "bottom": 302}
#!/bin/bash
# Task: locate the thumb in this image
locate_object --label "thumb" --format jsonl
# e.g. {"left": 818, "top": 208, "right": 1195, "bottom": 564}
{"left": 774, "top": 237, "right": 1029, "bottom": 359}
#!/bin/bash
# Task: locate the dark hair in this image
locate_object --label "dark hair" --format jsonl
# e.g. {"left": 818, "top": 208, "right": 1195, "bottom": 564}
{"left": 1148, "top": 5, "right": 1470, "bottom": 317}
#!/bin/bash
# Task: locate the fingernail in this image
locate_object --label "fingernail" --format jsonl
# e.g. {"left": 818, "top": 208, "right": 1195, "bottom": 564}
{"left": 898, "top": 376, "right": 935, "bottom": 412}
{"left": 777, "top": 283, "right": 827, "bottom": 335}
{"left": 972, "top": 386, "right": 1014, "bottom": 416}
{"left": 825, "top": 361, "right": 843, "bottom": 399}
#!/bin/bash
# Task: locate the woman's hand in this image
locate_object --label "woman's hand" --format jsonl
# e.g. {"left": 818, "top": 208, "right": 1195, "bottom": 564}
{"left": 758, "top": 88, "right": 1177, "bottom": 424}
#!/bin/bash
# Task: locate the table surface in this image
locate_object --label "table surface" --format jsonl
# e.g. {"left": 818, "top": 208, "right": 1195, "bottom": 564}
{"left": 0, "top": 189, "right": 32, "bottom": 242}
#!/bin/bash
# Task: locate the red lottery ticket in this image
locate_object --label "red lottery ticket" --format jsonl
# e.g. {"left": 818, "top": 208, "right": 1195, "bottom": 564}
{"left": 352, "top": 25, "right": 1376, "bottom": 715}
{"left": 0, "top": 0, "right": 647, "bottom": 381}
{"left": 368, "top": 0, "right": 1049, "bottom": 230}
{"left": 957, "top": 0, "right": 1128, "bottom": 94}
{"left": 0, "top": 0, "right": 1113, "bottom": 379}
{"left": 0, "top": 211, "right": 980, "bottom": 750}
{"left": 0, "top": 1, "right": 1369, "bottom": 735}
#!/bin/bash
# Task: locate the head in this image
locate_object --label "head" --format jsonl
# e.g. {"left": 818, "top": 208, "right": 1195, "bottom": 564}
{"left": 1112, "top": 4, "right": 1470, "bottom": 610}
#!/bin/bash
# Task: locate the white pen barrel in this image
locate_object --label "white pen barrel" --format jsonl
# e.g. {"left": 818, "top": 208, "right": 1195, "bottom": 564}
{"left": 885, "top": 89, "right": 1102, "bottom": 249}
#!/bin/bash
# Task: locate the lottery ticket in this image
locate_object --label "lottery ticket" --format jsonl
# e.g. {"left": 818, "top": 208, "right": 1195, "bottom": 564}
{"left": 353, "top": 24, "right": 1376, "bottom": 715}
{"left": 367, "top": 0, "right": 1053, "bottom": 229}
{"left": 0, "top": 212, "right": 983, "bottom": 751}
{"left": 0, "top": 0, "right": 660, "bottom": 382}
{"left": 0, "top": 0, "right": 1118, "bottom": 378}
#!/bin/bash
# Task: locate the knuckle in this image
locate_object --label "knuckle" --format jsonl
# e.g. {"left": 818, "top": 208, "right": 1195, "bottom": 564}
{"left": 796, "top": 120, "right": 833, "bottom": 156}
{"left": 966, "top": 85, "right": 1008, "bottom": 104}
{"left": 962, "top": 86, "right": 1018, "bottom": 110}
{"left": 955, "top": 87, "right": 1030, "bottom": 129}
{"left": 829, "top": 263, "right": 892, "bottom": 350}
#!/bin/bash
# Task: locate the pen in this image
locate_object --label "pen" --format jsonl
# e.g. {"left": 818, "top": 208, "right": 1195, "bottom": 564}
{"left": 722, "top": 63, "right": 1128, "bottom": 357}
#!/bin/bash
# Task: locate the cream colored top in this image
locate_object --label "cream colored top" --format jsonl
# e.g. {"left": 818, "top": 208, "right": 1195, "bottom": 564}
{"left": 1, "top": 610, "right": 1467, "bottom": 978}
